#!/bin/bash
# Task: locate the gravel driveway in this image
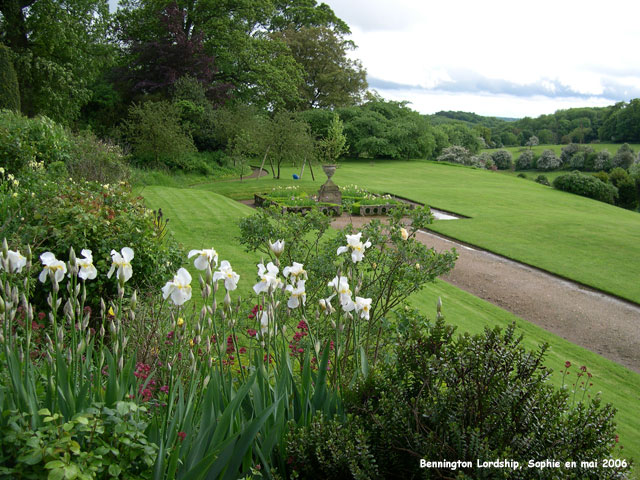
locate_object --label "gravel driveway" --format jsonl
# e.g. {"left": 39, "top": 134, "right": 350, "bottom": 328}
{"left": 331, "top": 214, "right": 640, "bottom": 374}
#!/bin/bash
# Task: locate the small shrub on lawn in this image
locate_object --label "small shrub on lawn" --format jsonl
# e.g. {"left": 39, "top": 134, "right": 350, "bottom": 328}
{"left": 553, "top": 171, "right": 618, "bottom": 204}
{"left": 594, "top": 150, "right": 613, "bottom": 171}
{"left": 515, "top": 150, "right": 535, "bottom": 170}
{"left": 613, "top": 144, "right": 635, "bottom": 170}
{"left": 537, "top": 149, "right": 562, "bottom": 170}
{"left": 491, "top": 149, "right": 513, "bottom": 170}
{"left": 535, "top": 174, "right": 551, "bottom": 186}
{"left": 436, "top": 145, "right": 471, "bottom": 165}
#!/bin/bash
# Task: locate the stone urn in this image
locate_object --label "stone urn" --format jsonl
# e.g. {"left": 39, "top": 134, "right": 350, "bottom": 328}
{"left": 318, "top": 164, "right": 342, "bottom": 205}
{"left": 321, "top": 164, "right": 337, "bottom": 180}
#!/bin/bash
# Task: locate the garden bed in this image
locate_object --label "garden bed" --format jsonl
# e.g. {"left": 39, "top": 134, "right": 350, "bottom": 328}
{"left": 256, "top": 185, "right": 413, "bottom": 217}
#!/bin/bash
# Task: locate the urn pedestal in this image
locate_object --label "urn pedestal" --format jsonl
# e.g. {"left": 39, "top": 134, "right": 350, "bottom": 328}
{"left": 318, "top": 164, "right": 342, "bottom": 205}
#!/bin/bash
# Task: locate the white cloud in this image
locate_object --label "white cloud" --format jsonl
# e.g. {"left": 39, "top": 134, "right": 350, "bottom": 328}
{"left": 324, "top": 0, "right": 640, "bottom": 117}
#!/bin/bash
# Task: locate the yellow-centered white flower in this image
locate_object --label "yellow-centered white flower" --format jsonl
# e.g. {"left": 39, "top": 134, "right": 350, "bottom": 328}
{"left": 328, "top": 275, "right": 355, "bottom": 312}
{"left": 162, "top": 268, "right": 193, "bottom": 306}
{"left": 107, "top": 247, "right": 134, "bottom": 282}
{"left": 286, "top": 279, "right": 306, "bottom": 309}
{"left": 355, "top": 296, "right": 372, "bottom": 320}
{"left": 39, "top": 252, "right": 67, "bottom": 283}
{"left": 253, "top": 262, "right": 282, "bottom": 294}
{"left": 269, "top": 239, "right": 285, "bottom": 257}
{"left": 188, "top": 248, "right": 218, "bottom": 270}
{"left": 260, "top": 310, "right": 270, "bottom": 336}
{"left": 76, "top": 249, "right": 97, "bottom": 280}
{"left": 336, "top": 232, "right": 372, "bottom": 263}
{"left": 213, "top": 260, "right": 240, "bottom": 291}
{"left": 283, "top": 262, "right": 307, "bottom": 283}
{"left": 1, "top": 249, "right": 27, "bottom": 273}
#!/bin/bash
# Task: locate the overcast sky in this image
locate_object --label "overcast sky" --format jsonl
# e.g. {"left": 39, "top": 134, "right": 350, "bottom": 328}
{"left": 323, "top": 0, "right": 640, "bottom": 118}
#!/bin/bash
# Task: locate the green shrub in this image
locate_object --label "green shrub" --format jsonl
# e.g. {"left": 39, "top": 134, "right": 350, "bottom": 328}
{"left": 537, "top": 149, "right": 561, "bottom": 170}
{"left": 515, "top": 150, "right": 534, "bottom": 170}
{"left": 344, "top": 310, "right": 628, "bottom": 479}
{"left": 594, "top": 150, "right": 613, "bottom": 171}
{"left": 592, "top": 171, "right": 610, "bottom": 184}
{"left": 553, "top": 171, "right": 618, "bottom": 204}
{"left": 285, "top": 414, "right": 379, "bottom": 480}
{"left": 1, "top": 166, "right": 183, "bottom": 308}
{"left": 0, "top": 110, "right": 72, "bottom": 173}
{"left": 609, "top": 167, "right": 630, "bottom": 188}
{"left": 517, "top": 172, "right": 527, "bottom": 179}
{"left": 469, "top": 152, "right": 493, "bottom": 169}
{"left": 613, "top": 143, "right": 635, "bottom": 170}
{"left": 535, "top": 174, "right": 550, "bottom": 186}
{"left": 122, "top": 101, "right": 196, "bottom": 168}
{"left": 616, "top": 177, "right": 639, "bottom": 210}
{"left": 490, "top": 149, "right": 513, "bottom": 170}
{"left": 67, "top": 131, "right": 130, "bottom": 184}
{"left": 0, "top": 403, "right": 157, "bottom": 479}
{"left": 436, "top": 145, "right": 471, "bottom": 165}
{"left": 0, "top": 46, "right": 20, "bottom": 111}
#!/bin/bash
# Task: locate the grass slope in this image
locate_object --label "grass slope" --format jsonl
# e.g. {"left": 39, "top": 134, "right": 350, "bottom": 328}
{"left": 140, "top": 184, "right": 640, "bottom": 467}
{"left": 482, "top": 143, "right": 640, "bottom": 158}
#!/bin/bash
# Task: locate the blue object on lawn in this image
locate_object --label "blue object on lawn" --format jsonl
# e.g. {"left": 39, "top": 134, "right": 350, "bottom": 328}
{"left": 293, "top": 174, "right": 300, "bottom": 180}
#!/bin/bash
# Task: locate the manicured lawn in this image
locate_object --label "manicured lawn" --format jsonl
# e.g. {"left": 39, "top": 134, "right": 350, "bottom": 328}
{"left": 193, "top": 161, "right": 640, "bottom": 303}
{"left": 328, "top": 161, "right": 640, "bottom": 304}
{"left": 141, "top": 184, "right": 640, "bottom": 468}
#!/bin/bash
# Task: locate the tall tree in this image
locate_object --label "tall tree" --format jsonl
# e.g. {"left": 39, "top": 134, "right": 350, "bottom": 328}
{"left": 0, "top": 0, "right": 112, "bottom": 122}
{"left": 273, "top": 26, "right": 367, "bottom": 109}
{"left": 119, "top": 1, "right": 232, "bottom": 103}
{"left": 115, "top": 0, "right": 353, "bottom": 110}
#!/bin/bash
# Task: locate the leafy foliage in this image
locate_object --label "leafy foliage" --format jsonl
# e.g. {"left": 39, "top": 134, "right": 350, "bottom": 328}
{"left": 515, "top": 150, "right": 535, "bottom": 170}
{"left": 0, "top": 403, "right": 157, "bottom": 479}
{"left": 285, "top": 414, "right": 378, "bottom": 480}
{"left": 343, "top": 310, "right": 629, "bottom": 479}
{"left": 553, "top": 171, "right": 618, "bottom": 204}
{"left": 122, "top": 100, "right": 197, "bottom": 167}
{"left": 273, "top": 26, "right": 367, "bottom": 109}
{"left": 1, "top": 166, "right": 183, "bottom": 307}
{"left": 119, "top": 2, "right": 232, "bottom": 103}
{"left": 0, "top": 110, "right": 72, "bottom": 174}
{"left": 0, "top": 45, "right": 20, "bottom": 111}
{"left": 490, "top": 149, "right": 513, "bottom": 170}
{"left": 1, "top": 0, "right": 112, "bottom": 123}
{"left": 536, "top": 149, "right": 562, "bottom": 171}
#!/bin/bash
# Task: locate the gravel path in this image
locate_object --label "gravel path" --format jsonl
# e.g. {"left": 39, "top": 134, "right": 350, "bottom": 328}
{"left": 331, "top": 214, "right": 640, "bottom": 374}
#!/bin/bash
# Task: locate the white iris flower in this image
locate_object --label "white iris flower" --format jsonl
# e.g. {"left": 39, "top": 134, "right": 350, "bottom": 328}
{"left": 76, "top": 249, "right": 97, "bottom": 280}
{"left": 188, "top": 248, "right": 218, "bottom": 270}
{"left": 213, "top": 260, "right": 240, "bottom": 291}
{"left": 162, "top": 268, "right": 193, "bottom": 306}
{"left": 336, "top": 232, "right": 372, "bottom": 263}
{"left": 107, "top": 247, "right": 134, "bottom": 283}
{"left": 39, "top": 252, "right": 67, "bottom": 283}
